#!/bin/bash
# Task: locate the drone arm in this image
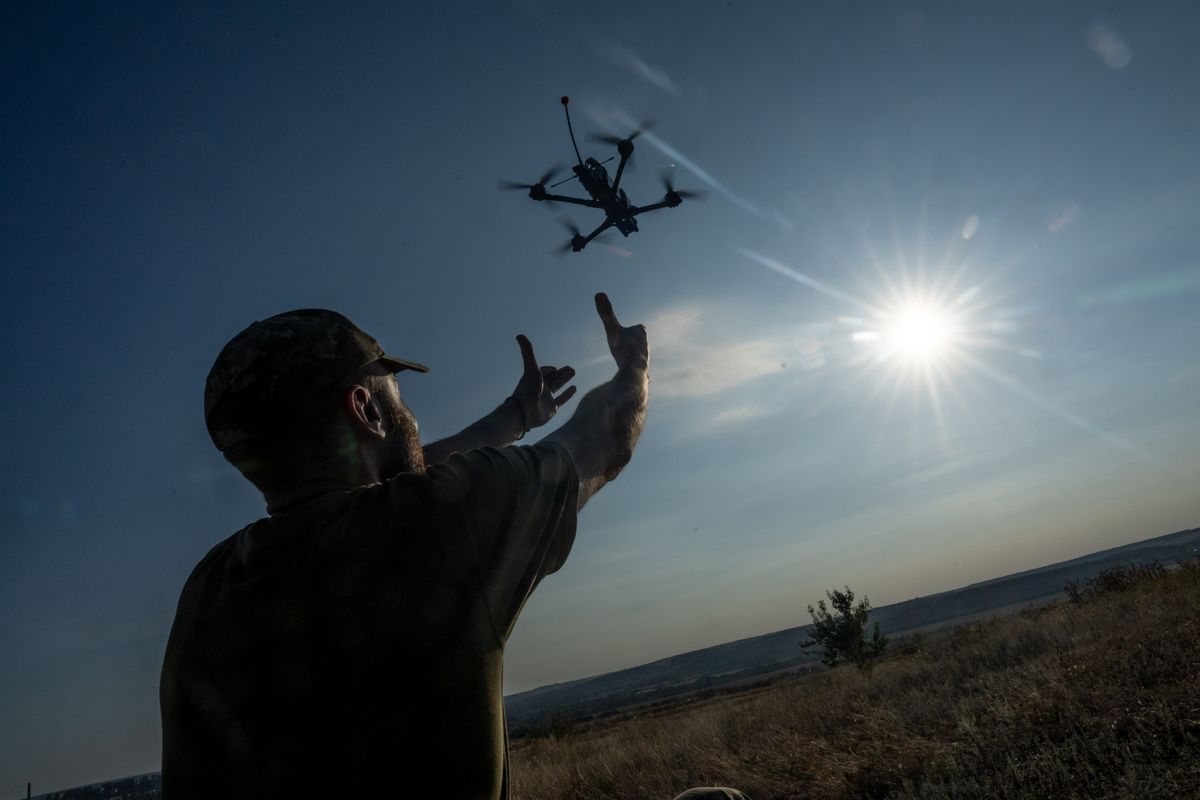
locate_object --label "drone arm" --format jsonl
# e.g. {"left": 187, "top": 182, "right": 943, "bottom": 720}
{"left": 580, "top": 219, "right": 615, "bottom": 248}
{"left": 629, "top": 200, "right": 674, "bottom": 216}
{"left": 542, "top": 193, "right": 604, "bottom": 209}
{"left": 609, "top": 151, "right": 633, "bottom": 199}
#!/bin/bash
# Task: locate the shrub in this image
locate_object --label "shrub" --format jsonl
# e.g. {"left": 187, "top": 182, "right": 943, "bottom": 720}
{"left": 802, "top": 585, "right": 888, "bottom": 670}
{"left": 1064, "top": 560, "right": 1167, "bottom": 604}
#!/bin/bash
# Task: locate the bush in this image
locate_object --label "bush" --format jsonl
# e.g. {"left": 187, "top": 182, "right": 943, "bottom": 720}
{"left": 802, "top": 585, "right": 888, "bottom": 670}
{"left": 1064, "top": 560, "right": 1167, "bottom": 604}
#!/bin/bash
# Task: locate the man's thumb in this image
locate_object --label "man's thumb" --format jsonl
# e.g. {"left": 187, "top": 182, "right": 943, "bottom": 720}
{"left": 595, "top": 292, "right": 619, "bottom": 332}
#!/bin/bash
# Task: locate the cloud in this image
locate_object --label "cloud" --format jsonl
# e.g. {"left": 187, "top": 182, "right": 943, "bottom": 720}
{"left": 1086, "top": 22, "right": 1132, "bottom": 70}
{"left": 709, "top": 403, "right": 769, "bottom": 428}
{"left": 654, "top": 338, "right": 784, "bottom": 398}
{"left": 961, "top": 214, "right": 979, "bottom": 239}
{"left": 607, "top": 44, "right": 680, "bottom": 95}
{"left": 1047, "top": 201, "right": 1080, "bottom": 233}
{"left": 1076, "top": 267, "right": 1200, "bottom": 308}
{"left": 642, "top": 303, "right": 789, "bottom": 399}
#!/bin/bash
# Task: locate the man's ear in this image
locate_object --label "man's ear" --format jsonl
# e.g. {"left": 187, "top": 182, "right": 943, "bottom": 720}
{"left": 346, "top": 385, "right": 387, "bottom": 439}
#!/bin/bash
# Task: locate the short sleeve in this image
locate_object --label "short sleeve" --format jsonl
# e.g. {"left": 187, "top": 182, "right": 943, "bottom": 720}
{"left": 419, "top": 442, "right": 579, "bottom": 643}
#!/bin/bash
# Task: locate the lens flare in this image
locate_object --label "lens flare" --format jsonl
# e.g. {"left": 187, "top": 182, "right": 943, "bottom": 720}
{"left": 740, "top": 247, "right": 1170, "bottom": 473}
{"left": 884, "top": 302, "right": 956, "bottom": 363}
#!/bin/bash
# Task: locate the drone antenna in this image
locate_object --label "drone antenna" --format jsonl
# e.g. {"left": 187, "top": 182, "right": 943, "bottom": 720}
{"left": 561, "top": 96, "right": 583, "bottom": 166}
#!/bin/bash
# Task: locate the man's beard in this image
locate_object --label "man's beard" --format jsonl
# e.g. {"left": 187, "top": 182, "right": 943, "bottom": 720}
{"left": 379, "top": 398, "right": 426, "bottom": 478}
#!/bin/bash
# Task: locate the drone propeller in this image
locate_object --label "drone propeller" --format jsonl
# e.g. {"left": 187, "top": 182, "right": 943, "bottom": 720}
{"left": 552, "top": 218, "right": 598, "bottom": 255}
{"left": 659, "top": 167, "right": 709, "bottom": 204}
{"left": 497, "top": 162, "right": 564, "bottom": 192}
{"left": 587, "top": 118, "right": 657, "bottom": 147}
{"left": 587, "top": 120, "right": 655, "bottom": 173}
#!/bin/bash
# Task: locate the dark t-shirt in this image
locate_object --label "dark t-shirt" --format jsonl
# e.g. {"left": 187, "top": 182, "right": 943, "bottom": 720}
{"left": 160, "top": 444, "right": 578, "bottom": 800}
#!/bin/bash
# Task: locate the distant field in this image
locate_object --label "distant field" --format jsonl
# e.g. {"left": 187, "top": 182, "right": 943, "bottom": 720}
{"left": 509, "top": 562, "right": 1200, "bottom": 800}
{"left": 504, "top": 527, "right": 1200, "bottom": 734}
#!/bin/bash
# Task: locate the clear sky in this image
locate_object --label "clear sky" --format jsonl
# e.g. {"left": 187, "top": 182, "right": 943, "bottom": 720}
{"left": 3, "top": 0, "right": 1199, "bottom": 792}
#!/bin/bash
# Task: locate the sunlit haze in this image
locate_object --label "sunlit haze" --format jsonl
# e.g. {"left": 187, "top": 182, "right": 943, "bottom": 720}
{"left": 3, "top": 2, "right": 1199, "bottom": 793}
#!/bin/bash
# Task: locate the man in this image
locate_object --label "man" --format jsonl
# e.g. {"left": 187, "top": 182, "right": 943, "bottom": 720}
{"left": 161, "top": 294, "right": 744, "bottom": 800}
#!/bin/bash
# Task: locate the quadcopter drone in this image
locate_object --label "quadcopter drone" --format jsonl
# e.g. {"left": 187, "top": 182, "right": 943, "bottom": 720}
{"left": 500, "top": 96, "right": 704, "bottom": 253}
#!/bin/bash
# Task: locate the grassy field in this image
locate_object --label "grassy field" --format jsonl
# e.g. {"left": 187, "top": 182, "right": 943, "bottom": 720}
{"left": 510, "top": 562, "right": 1200, "bottom": 799}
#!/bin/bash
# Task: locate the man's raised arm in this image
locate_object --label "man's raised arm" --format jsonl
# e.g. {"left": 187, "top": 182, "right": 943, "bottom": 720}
{"left": 541, "top": 292, "right": 649, "bottom": 509}
{"left": 421, "top": 338, "right": 577, "bottom": 465}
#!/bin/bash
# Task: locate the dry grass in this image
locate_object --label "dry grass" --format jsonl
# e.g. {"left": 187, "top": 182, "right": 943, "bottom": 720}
{"left": 510, "top": 563, "right": 1200, "bottom": 799}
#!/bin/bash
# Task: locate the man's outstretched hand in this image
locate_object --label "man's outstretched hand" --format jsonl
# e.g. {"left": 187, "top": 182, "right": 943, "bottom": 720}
{"left": 511, "top": 335, "right": 577, "bottom": 432}
{"left": 421, "top": 335, "right": 576, "bottom": 464}
{"left": 540, "top": 292, "right": 650, "bottom": 508}
{"left": 595, "top": 292, "right": 649, "bottom": 373}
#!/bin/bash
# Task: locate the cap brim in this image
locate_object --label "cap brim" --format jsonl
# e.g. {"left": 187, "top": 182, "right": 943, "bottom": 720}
{"left": 379, "top": 354, "right": 430, "bottom": 374}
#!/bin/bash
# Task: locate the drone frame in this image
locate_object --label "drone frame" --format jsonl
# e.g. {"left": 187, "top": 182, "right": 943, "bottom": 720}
{"left": 521, "top": 96, "right": 687, "bottom": 253}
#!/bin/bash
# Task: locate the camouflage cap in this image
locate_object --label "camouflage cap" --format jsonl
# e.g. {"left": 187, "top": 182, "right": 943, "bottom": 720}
{"left": 204, "top": 308, "right": 428, "bottom": 451}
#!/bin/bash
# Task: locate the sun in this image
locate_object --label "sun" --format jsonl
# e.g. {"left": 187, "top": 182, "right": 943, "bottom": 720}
{"left": 884, "top": 302, "right": 956, "bottom": 363}
{"left": 849, "top": 294, "right": 965, "bottom": 371}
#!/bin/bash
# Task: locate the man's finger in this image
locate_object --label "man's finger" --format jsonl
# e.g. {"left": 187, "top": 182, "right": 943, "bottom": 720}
{"left": 516, "top": 334, "right": 539, "bottom": 378}
{"left": 553, "top": 385, "right": 578, "bottom": 407}
{"left": 544, "top": 365, "right": 576, "bottom": 392}
{"left": 595, "top": 292, "right": 621, "bottom": 336}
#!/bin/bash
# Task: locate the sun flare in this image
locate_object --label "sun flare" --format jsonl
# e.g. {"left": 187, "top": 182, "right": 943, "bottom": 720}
{"left": 885, "top": 303, "right": 955, "bottom": 363}
{"left": 846, "top": 292, "right": 967, "bottom": 375}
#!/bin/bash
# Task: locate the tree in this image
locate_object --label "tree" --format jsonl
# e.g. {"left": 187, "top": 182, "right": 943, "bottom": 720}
{"left": 802, "top": 585, "right": 888, "bottom": 670}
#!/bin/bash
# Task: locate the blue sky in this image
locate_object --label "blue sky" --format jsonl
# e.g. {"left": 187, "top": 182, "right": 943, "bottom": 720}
{"left": 3, "top": 0, "right": 1199, "bottom": 792}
